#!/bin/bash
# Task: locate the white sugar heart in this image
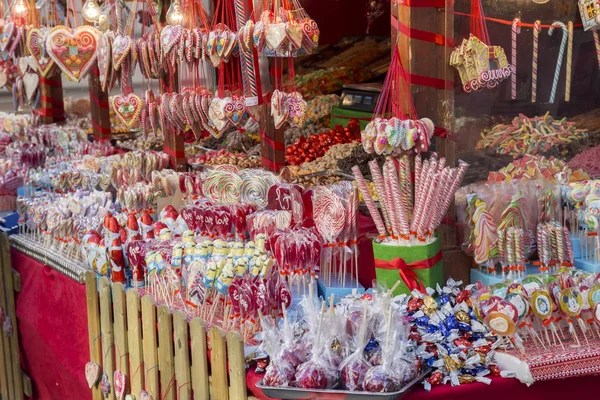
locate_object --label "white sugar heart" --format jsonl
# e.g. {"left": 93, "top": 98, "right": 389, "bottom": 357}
{"left": 265, "top": 23, "right": 287, "bottom": 51}
{"left": 23, "top": 72, "right": 39, "bottom": 103}
{"left": 84, "top": 361, "right": 100, "bottom": 389}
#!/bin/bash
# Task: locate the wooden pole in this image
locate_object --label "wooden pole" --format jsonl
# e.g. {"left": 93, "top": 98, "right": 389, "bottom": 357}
{"left": 393, "top": 0, "right": 456, "bottom": 247}
{"left": 84, "top": 0, "right": 111, "bottom": 141}
{"left": 160, "top": 0, "right": 186, "bottom": 171}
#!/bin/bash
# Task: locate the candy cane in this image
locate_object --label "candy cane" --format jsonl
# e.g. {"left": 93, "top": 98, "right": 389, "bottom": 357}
{"left": 548, "top": 21, "right": 568, "bottom": 104}
{"left": 531, "top": 20, "right": 541, "bottom": 103}
{"left": 565, "top": 21, "right": 573, "bottom": 102}
{"left": 511, "top": 18, "right": 521, "bottom": 100}
{"left": 593, "top": 31, "right": 600, "bottom": 72}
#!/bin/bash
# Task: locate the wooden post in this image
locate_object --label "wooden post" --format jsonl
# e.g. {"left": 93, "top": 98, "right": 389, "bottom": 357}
{"left": 393, "top": 0, "right": 456, "bottom": 248}
{"left": 141, "top": 296, "right": 159, "bottom": 399}
{"left": 126, "top": 289, "right": 144, "bottom": 395}
{"left": 209, "top": 326, "right": 228, "bottom": 400}
{"left": 84, "top": 0, "right": 111, "bottom": 141}
{"left": 173, "top": 312, "right": 191, "bottom": 400}
{"left": 190, "top": 319, "right": 209, "bottom": 400}
{"left": 37, "top": 73, "right": 66, "bottom": 124}
{"left": 112, "top": 283, "right": 129, "bottom": 377}
{"left": 86, "top": 272, "right": 103, "bottom": 400}
{"left": 99, "top": 277, "right": 115, "bottom": 400}
{"left": 1, "top": 234, "right": 23, "bottom": 400}
{"left": 260, "top": 58, "right": 285, "bottom": 172}
{"left": 157, "top": 305, "right": 175, "bottom": 400}
{"left": 226, "top": 331, "right": 247, "bottom": 400}
{"left": 88, "top": 67, "right": 112, "bottom": 141}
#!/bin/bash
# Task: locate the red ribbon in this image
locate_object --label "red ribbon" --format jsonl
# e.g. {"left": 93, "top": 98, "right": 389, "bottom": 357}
{"left": 90, "top": 92, "right": 110, "bottom": 109}
{"left": 40, "top": 95, "right": 64, "bottom": 107}
{"left": 400, "top": 0, "right": 448, "bottom": 7}
{"left": 260, "top": 129, "right": 285, "bottom": 151}
{"left": 375, "top": 250, "right": 443, "bottom": 293}
{"left": 91, "top": 119, "right": 111, "bottom": 135}
{"left": 260, "top": 155, "right": 285, "bottom": 172}
{"left": 39, "top": 77, "right": 62, "bottom": 87}
{"left": 163, "top": 146, "right": 185, "bottom": 159}
{"left": 393, "top": 16, "right": 455, "bottom": 47}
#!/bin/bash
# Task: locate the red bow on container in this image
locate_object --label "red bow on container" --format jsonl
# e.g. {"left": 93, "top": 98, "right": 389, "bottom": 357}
{"left": 374, "top": 251, "right": 442, "bottom": 293}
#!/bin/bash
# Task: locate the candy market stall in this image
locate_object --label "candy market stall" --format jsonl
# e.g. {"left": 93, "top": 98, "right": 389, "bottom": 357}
{"left": 2, "top": 0, "right": 600, "bottom": 397}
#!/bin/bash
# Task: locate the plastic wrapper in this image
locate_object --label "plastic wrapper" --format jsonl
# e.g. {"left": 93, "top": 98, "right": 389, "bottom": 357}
{"left": 339, "top": 302, "right": 372, "bottom": 391}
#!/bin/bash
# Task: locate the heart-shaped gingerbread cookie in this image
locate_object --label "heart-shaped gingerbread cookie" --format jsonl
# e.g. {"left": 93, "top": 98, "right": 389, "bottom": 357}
{"left": 46, "top": 25, "right": 99, "bottom": 82}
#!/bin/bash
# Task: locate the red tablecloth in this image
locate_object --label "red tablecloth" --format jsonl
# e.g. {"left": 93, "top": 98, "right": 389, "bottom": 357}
{"left": 12, "top": 249, "right": 90, "bottom": 400}
{"left": 246, "top": 368, "right": 600, "bottom": 400}
{"left": 13, "top": 248, "right": 600, "bottom": 400}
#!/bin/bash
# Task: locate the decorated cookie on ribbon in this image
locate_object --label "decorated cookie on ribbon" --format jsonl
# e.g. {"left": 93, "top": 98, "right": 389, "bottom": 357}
{"left": 26, "top": 27, "right": 55, "bottom": 77}
{"left": 111, "top": 93, "right": 143, "bottom": 129}
{"left": 84, "top": 361, "right": 101, "bottom": 388}
{"left": 46, "top": 25, "right": 99, "bottom": 82}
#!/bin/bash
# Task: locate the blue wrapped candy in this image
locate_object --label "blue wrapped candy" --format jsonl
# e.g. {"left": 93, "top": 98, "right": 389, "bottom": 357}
{"left": 458, "top": 322, "right": 471, "bottom": 332}
{"left": 415, "top": 316, "right": 430, "bottom": 326}
{"left": 445, "top": 315, "right": 458, "bottom": 330}
{"left": 426, "top": 324, "right": 440, "bottom": 334}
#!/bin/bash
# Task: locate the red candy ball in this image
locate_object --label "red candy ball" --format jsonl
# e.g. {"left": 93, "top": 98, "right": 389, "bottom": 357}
{"left": 340, "top": 358, "right": 371, "bottom": 391}
{"left": 489, "top": 364, "right": 501, "bottom": 377}
{"left": 295, "top": 361, "right": 337, "bottom": 389}
{"left": 363, "top": 366, "right": 401, "bottom": 393}
{"left": 407, "top": 298, "right": 424, "bottom": 313}
{"left": 263, "top": 363, "right": 295, "bottom": 387}
{"left": 426, "top": 371, "right": 443, "bottom": 386}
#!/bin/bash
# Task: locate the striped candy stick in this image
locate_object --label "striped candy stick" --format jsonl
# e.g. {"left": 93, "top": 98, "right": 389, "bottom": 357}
{"left": 593, "top": 31, "right": 600, "bottom": 73}
{"left": 565, "top": 21, "right": 573, "bottom": 102}
{"left": 548, "top": 21, "right": 568, "bottom": 104}
{"left": 531, "top": 20, "right": 541, "bottom": 103}
{"left": 511, "top": 18, "right": 521, "bottom": 100}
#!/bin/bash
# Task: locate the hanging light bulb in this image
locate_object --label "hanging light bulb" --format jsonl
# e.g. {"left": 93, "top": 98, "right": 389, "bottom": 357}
{"left": 82, "top": 0, "right": 101, "bottom": 22}
{"left": 13, "top": 0, "right": 28, "bottom": 15}
{"left": 166, "top": 0, "right": 184, "bottom": 26}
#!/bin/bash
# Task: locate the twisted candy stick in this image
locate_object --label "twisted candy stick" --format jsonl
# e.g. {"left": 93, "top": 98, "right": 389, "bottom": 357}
{"left": 562, "top": 226, "right": 574, "bottom": 266}
{"left": 383, "top": 162, "right": 400, "bottom": 239}
{"left": 386, "top": 161, "right": 410, "bottom": 240}
{"left": 369, "top": 160, "right": 392, "bottom": 234}
{"left": 555, "top": 223, "right": 564, "bottom": 264}
{"left": 594, "top": 31, "right": 600, "bottom": 71}
{"left": 511, "top": 18, "right": 521, "bottom": 100}
{"left": 531, "top": 20, "right": 541, "bottom": 103}
{"left": 565, "top": 22, "right": 573, "bottom": 102}
{"left": 548, "top": 21, "right": 568, "bottom": 104}
{"left": 352, "top": 166, "right": 386, "bottom": 238}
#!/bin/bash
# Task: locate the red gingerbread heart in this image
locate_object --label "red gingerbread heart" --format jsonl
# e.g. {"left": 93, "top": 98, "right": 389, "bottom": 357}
{"left": 111, "top": 93, "right": 143, "bottom": 129}
{"left": 26, "top": 27, "right": 55, "bottom": 77}
{"left": 46, "top": 25, "right": 99, "bottom": 82}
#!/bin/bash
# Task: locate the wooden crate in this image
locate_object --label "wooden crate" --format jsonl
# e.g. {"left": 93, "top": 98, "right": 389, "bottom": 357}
{"left": 85, "top": 271, "right": 254, "bottom": 400}
{"left": 0, "top": 233, "right": 29, "bottom": 399}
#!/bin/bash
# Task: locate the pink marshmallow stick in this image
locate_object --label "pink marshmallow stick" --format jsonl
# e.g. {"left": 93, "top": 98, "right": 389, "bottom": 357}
{"left": 351, "top": 166, "right": 387, "bottom": 238}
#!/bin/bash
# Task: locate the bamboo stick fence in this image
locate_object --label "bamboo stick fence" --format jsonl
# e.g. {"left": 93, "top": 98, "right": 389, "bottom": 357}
{"left": 85, "top": 271, "right": 257, "bottom": 400}
{"left": 0, "top": 233, "right": 31, "bottom": 400}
